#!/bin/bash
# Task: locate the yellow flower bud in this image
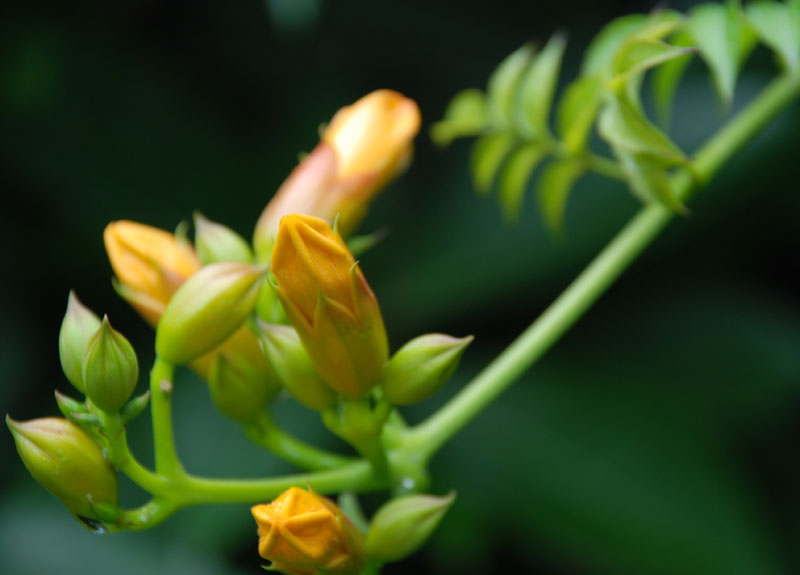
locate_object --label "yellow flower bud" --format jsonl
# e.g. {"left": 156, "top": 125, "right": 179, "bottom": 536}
{"left": 251, "top": 486, "right": 364, "bottom": 575}
{"left": 254, "top": 90, "right": 421, "bottom": 257}
{"left": 104, "top": 220, "right": 200, "bottom": 326}
{"left": 7, "top": 416, "right": 118, "bottom": 523}
{"left": 270, "top": 214, "right": 388, "bottom": 398}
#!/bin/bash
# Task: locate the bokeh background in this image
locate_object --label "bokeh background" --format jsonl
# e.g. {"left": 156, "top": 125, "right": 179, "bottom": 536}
{"left": 2, "top": 0, "right": 800, "bottom": 573}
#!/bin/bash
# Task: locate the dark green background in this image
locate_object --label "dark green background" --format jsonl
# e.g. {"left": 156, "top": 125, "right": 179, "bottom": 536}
{"left": 2, "top": 0, "right": 799, "bottom": 573}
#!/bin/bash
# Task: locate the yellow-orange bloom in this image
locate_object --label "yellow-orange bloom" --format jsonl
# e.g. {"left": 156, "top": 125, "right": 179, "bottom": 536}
{"left": 271, "top": 214, "right": 388, "bottom": 398}
{"left": 254, "top": 89, "right": 421, "bottom": 257}
{"left": 251, "top": 487, "right": 364, "bottom": 575}
{"left": 104, "top": 221, "right": 200, "bottom": 326}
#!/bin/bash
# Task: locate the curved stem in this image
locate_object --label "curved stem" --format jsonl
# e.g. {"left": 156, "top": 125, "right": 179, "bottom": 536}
{"left": 150, "top": 357, "right": 183, "bottom": 477}
{"left": 110, "top": 498, "right": 180, "bottom": 532}
{"left": 406, "top": 74, "right": 800, "bottom": 459}
{"left": 174, "top": 460, "right": 378, "bottom": 504}
{"left": 244, "top": 412, "right": 356, "bottom": 471}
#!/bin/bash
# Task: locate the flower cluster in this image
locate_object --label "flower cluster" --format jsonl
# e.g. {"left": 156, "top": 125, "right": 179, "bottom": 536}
{"left": 8, "top": 89, "right": 464, "bottom": 573}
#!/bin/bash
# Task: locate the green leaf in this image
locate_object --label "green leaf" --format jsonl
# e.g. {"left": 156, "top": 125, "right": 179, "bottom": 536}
{"left": 652, "top": 30, "right": 695, "bottom": 127}
{"left": 498, "top": 144, "right": 547, "bottom": 222}
{"left": 557, "top": 75, "right": 603, "bottom": 154}
{"left": 516, "top": 34, "right": 567, "bottom": 140}
{"left": 687, "top": 2, "right": 753, "bottom": 105}
{"left": 597, "top": 97, "right": 686, "bottom": 164}
{"left": 487, "top": 44, "right": 534, "bottom": 125}
{"left": 469, "top": 133, "right": 516, "bottom": 196}
{"left": 582, "top": 11, "right": 682, "bottom": 78}
{"left": 536, "top": 159, "right": 585, "bottom": 232}
{"left": 608, "top": 38, "right": 694, "bottom": 93}
{"left": 430, "top": 89, "right": 489, "bottom": 146}
{"left": 746, "top": 1, "right": 800, "bottom": 75}
{"left": 616, "top": 150, "right": 686, "bottom": 211}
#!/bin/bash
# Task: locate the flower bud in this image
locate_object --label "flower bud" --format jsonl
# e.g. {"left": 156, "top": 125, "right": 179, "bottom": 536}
{"left": 59, "top": 291, "right": 101, "bottom": 394}
{"left": 82, "top": 316, "right": 139, "bottom": 413}
{"left": 259, "top": 322, "right": 337, "bottom": 412}
{"left": 382, "top": 334, "right": 473, "bottom": 406}
{"left": 251, "top": 486, "right": 364, "bottom": 575}
{"left": 207, "top": 327, "right": 280, "bottom": 422}
{"left": 270, "top": 214, "right": 388, "bottom": 398}
{"left": 365, "top": 492, "right": 455, "bottom": 563}
{"left": 155, "top": 262, "right": 267, "bottom": 364}
{"left": 104, "top": 220, "right": 200, "bottom": 326}
{"left": 254, "top": 90, "right": 421, "bottom": 258}
{"left": 7, "top": 416, "right": 119, "bottom": 521}
{"left": 193, "top": 211, "right": 253, "bottom": 265}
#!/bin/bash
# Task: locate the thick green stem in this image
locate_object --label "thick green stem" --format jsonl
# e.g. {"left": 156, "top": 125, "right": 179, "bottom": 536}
{"left": 150, "top": 357, "right": 183, "bottom": 477}
{"left": 244, "top": 412, "right": 356, "bottom": 471}
{"left": 406, "top": 74, "right": 799, "bottom": 458}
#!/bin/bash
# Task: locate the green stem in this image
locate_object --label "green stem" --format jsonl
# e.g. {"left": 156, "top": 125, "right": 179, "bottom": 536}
{"left": 111, "top": 498, "right": 179, "bottom": 532}
{"left": 172, "top": 461, "right": 377, "bottom": 505}
{"left": 150, "top": 357, "right": 183, "bottom": 477}
{"left": 406, "top": 74, "right": 799, "bottom": 458}
{"left": 585, "top": 153, "right": 627, "bottom": 180}
{"left": 244, "top": 412, "right": 356, "bottom": 471}
{"left": 97, "top": 410, "right": 169, "bottom": 494}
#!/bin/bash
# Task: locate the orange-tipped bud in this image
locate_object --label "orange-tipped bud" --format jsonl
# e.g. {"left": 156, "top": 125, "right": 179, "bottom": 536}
{"left": 254, "top": 90, "right": 420, "bottom": 258}
{"left": 251, "top": 486, "right": 364, "bottom": 575}
{"left": 104, "top": 220, "right": 200, "bottom": 326}
{"left": 270, "top": 214, "right": 388, "bottom": 398}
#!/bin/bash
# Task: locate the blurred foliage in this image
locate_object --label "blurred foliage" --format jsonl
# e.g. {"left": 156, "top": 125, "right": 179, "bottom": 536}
{"left": 1, "top": 1, "right": 800, "bottom": 574}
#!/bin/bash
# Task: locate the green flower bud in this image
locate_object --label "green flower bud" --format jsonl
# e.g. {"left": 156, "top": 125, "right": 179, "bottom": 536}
{"left": 82, "top": 316, "right": 139, "bottom": 413}
{"left": 120, "top": 391, "right": 151, "bottom": 422}
{"left": 59, "top": 291, "right": 101, "bottom": 394}
{"left": 258, "top": 322, "right": 337, "bottom": 411}
{"left": 7, "top": 416, "right": 119, "bottom": 522}
{"left": 155, "top": 262, "right": 267, "bottom": 364}
{"left": 54, "top": 390, "right": 88, "bottom": 422}
{"left": 382, "top": 334, "right": 473, "bottom": 405}
{"left": 208, "top": 333, "right": 280, "bottom": 422}
{"left": 365, "top": 492, "right": 455, "bottom": 562}
{"left": 193, "top": 211, "right": 253, "bottom": 265}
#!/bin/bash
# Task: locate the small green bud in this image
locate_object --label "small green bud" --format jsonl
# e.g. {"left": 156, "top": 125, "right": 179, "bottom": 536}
{"left": 120, "top": 390, "right": 151, "bottom": 422}
{"left": 382, "top": 334, "right": 473, "bottom": 405}
{"left": 155, "top": 262, "right": 267, "bottom": 364}
{"left": 259, "top": 322, "right": 337, "bottom": 411}
{"left": 7, "top": 416, "right": 119, "bottom": 522}
{"left": 54, "top": 390, "right": 88, "bottom": 422}
{"left": 59, "top": 291, "right": 101, "bottom": 394}
{"left": 208, "top": 348, "right": 275, "bottom": 422}
{"left": 365, "top": 492, "right": 455, "bottom": 562}
{"left": 82, "top": 316, "right": 139, "bottom": 413}
{"left": 193, "top": 211, "right": 253, "bottom": 265}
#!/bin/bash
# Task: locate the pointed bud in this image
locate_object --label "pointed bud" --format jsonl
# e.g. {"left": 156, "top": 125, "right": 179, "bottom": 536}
{"left": 253, "top": 90, "right": 421, "bottom": 258}
{"left": 365, "top": 492, "right": 455, "bottom": 562}
{"left": 382, "top": 334, "right": 473, "bottom": 405}
{"left": 271, "top": 214, "right": 388, "bottom": 398}
{"left": 82, "top": 316, "right": 139, "bottom": 413}
{"left": 54, "top": 390, "right": 88, "bottom": 422}
{"left": 7, "top": 416, "right": 119, "bottom": 521}
{"left": 207, "top": 328, "right": 280, "bottom": 422}
{"left": 120, "top": 391, "right": 151, "bottom": 422}
{"left": 155, "top": 262, "right": 267, "bottom": 364}
{"left": 104, "top": 220, "right": 200, "bottom": 326}
{"left": 193, "top": 212, "right": 253, "bottom": 265}
{"left": 251, "top": 486, "right": 365, "bottom": 575}
{"left": 59, "top": 292, "right": 102, "bottom": 394}
{"left": 259, "top": 322, "right": 337, "bottom": 411}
